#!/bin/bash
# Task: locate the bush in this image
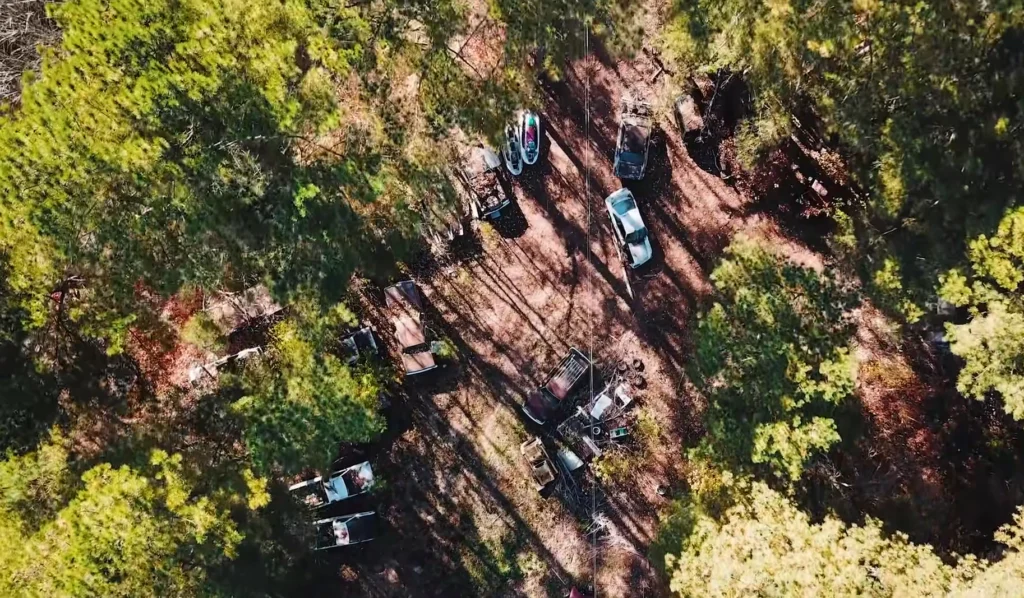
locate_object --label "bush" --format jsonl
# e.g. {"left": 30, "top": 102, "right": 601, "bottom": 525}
{"left": 181, "top": 312, "right": 227, "bottom": 354}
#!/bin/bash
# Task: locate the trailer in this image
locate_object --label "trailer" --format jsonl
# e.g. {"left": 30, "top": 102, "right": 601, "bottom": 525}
{"left": 312, "top": 511, "right": 378, "bottom": 550}
{"left": 522, "top": 348, "right": 592, "bottom": 425}
{"left": 289, "top": 461, "right": 375, "bottom": 509}
{"left": 520, "top": 437, "right": 557, "bottom": 491}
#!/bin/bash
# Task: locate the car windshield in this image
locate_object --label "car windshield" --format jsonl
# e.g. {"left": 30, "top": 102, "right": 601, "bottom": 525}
{"left": 618, "top": 152, "right": 644, "bottom": 165}
{"left": 403, "top": 342, "right": 431, "bottom": 355}
{"left": 612, "top": 196, "right": 636, "bottom": 216}
{"left": 625, "top": 228, "right": 647, "bottom": 244}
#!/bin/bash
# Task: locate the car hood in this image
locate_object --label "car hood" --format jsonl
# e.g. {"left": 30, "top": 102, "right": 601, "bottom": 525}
{"left": 627, "top": 237, "right": 653, "bottom": 267}
{"left": 394, "top": 314, "right": 426, "bottom": 349}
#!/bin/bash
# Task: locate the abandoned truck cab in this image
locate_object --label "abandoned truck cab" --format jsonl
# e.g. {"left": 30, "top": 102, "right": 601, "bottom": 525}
{"left": 522, "top": 348, "right": 592, "bottom": 425}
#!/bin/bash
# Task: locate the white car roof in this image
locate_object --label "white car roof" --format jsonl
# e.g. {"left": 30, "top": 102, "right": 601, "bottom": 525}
{"left": 618, "top": 208, "right": 645, "bottom": 235}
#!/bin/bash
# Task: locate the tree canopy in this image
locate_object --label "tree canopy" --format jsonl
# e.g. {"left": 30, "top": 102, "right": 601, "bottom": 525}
{"left": 0, "top": 435, "right": 264, "bottom": 597}
{"left": 230, "top": 303, "right": 387, "bottom": 476}
{"left": 662, "top": 0, "right": 1024, "bottom": 317}
{"left": 689, "top": 238, "right": 858, "bottom": 481}
{"left": 664, "top": 478, "right": 1024, "bottom": 598}
{"left": 940, "top": 208, "right": 1024, "bottom": 420}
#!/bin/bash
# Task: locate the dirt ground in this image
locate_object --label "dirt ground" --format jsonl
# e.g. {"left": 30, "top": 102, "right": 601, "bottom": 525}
{"left": 325, "top": 40, "right": 817, "bottom": 598}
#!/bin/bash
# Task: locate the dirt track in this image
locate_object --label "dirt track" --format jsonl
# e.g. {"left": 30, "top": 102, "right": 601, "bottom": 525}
{"left": 332, "top": 43, "right": 810, "bottom": 598}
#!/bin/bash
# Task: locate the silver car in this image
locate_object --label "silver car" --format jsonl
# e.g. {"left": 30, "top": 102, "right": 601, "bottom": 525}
{"left": 605, "top": 188, "right": 653, "bottom": 268}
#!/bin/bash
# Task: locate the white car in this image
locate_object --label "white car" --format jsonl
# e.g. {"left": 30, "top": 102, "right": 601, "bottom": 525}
{"left": 605, "top": 188, "right": 653, "bottom": 268}
{"left": 313, "top": 511, "right": 378, "bottom": 550}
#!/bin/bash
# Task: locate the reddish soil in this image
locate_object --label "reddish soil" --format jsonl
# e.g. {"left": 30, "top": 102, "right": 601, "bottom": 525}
{"left": 328, "top": 42, "right": 814, "bottom": 598}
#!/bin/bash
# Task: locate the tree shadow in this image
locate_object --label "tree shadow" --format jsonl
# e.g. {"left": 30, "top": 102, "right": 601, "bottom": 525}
{"left": 491, "top": 199, "right": 530, "bottom": 239}
{"left": 808, "top": 333, "right": 1024, "bottom": 556}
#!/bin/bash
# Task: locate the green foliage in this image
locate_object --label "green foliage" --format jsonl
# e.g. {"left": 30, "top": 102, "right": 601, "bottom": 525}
{"left": 593, "top": 407, "right": 661, "bottom": 483}
{"left": 489, "top": 0, "right": 639, "bottom": 78}
{"left": 946, "top": 303, "right": 1024, "bottom": 421}
{"left": 231, "top": 303, "right": 385, "bottom": 475}
{"left": 0, "top": 0, "right": 444, "bottom": 345}
{"left": 593, "top": 449, "right": 634, "bottom": 482}
{"left": 664, "top": 475, "right": 1024, "bottom": 597}
{"left": 958, "top": 507, "right": 1024, "bottom": 596}
{"left": 181, "top": 312, "right": 228, "bottom": 354}
{"left": 432, "top": 336, "right": 459, "bottom": 360}
{"left": 0, "top": 430, "right": 73, "bottom": 528}
{"left": 689, "top": 238, "right": 858, "bottom": 481}
{"left": 870, "top": 256, "right": 926, "bottom": 323}
{"left": 664, "top": 479, "right": 978, "bottom": 597}
{"left": 0, "top": 441, "right": 253, "bottom": 597}
{"left": 662, "top": 0, "right": 1024, "bottom": 310}
{"left": 734, "top": 112, "right": 792, "bottom": 170}
{"left": 941, "top": 208, "right": 1024, "bottom": 420}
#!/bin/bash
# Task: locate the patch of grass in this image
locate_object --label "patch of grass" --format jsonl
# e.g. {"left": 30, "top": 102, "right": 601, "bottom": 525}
{"left": 460, "top": 531, "right": 527, "bottom": 592}
{"left": 368, "top": 474, "right": 388, "bottom": 495}
{"left": 479, "top": 221, "right": 500, "bottom": 253}
{"left": 594, "top": 448, "right": 636, "bottom": 482}
{"left": 517, "top": 551, "right": 544, "bottom": 578}
{"left": 595, "top": 407, "right": 661, "bottom": 483}
{"left": 433, "top": 336, "right": 459, "bottom": 360}
{"left": 636, "top": 407, "right": 661, "bottom": 447}
{"left": 859, "top": 358, "right": 917, "bottom": 391}
{"left": 181, "top": 311, "right": 227, "bottom": 353}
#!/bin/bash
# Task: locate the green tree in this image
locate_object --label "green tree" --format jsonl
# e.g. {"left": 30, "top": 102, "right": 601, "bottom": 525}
{"left": 664, "top": 474, "right": 1024, "bottom": 597}
{"left": 957, "top": 508, "right": 1024, "bottom": 596}
{"left": 181, "top": 312, "right": 228, "bottom": 354}
{"left": 231, "top": 303, "right": 386, "bottom": 475}
{"left": 664, "top": 479, "right": 973, "bottom": 597}
{"left": 661, "top": 0, "right": 1024, "bottom": 317}
{"left": 941, "top": 208, "right": 1024, "bottom": 420}
{"left": 0, "top": 0, "right": 433, "bottom": 348}
{"left": 0, "top": 437, "right": 261, "bottom": 597}
{"left": 690, "top": 238, "right": 858, "bottom": 481}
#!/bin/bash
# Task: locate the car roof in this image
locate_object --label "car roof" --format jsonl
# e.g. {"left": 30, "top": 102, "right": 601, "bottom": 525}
{"left": 545, "top": 349, "right": 590, "bottom": 400}
{"left": 341, "top": 512, "right": 377, "bottom": 542}
{"left": 385, "top": 281, "right": 422, "bottom": 312}
{"left": 608, "top": 192, "right": 645, "bottom": 234}
{"left": 617, "top": 208, "right": 646, "bottom": 235}
{"left": 524, "top": 389, "right": 557, "bottom": 423}
{"left": 394, "top": 314, "right": 426, "bottom": 349}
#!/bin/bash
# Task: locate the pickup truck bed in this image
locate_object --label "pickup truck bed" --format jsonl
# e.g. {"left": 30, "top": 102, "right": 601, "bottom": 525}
{"left": 522, "top": 348, "right": 591, "bottom": 424}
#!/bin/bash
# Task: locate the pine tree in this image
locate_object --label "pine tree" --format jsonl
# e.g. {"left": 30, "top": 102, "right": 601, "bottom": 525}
{"left": 690, "top": 238, "right": 858, "bottom": 481}
{"left": 664, "top": 478, "right": 1024, "bottom": 597}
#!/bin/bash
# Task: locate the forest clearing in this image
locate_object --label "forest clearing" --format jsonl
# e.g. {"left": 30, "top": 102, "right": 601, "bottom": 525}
{"left": 2, "top": 0, "right": 1024, "bottom": 597}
